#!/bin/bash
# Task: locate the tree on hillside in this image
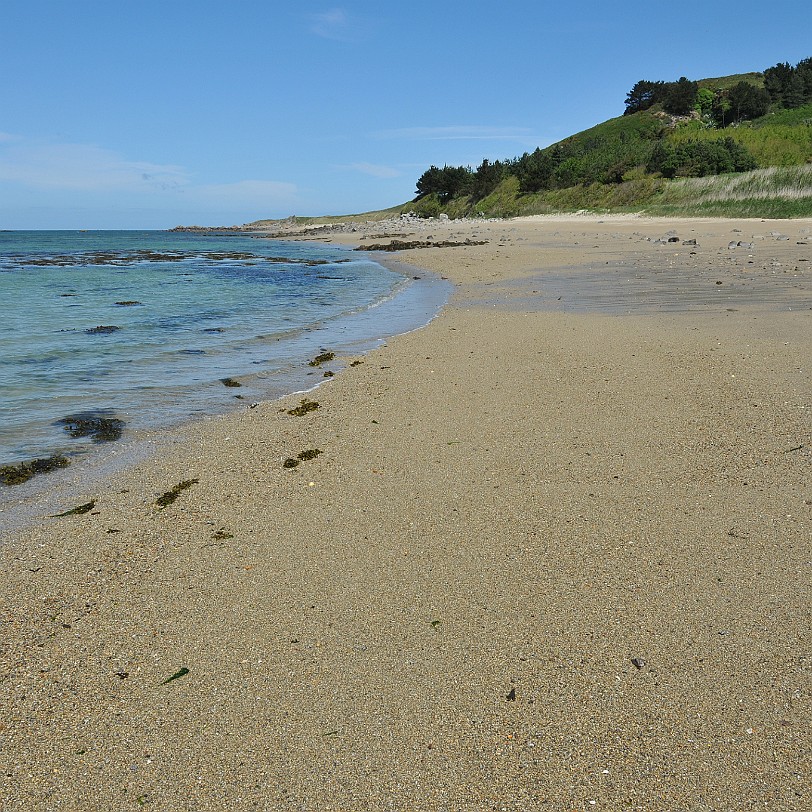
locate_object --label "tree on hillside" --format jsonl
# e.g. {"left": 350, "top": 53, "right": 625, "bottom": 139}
{"left": 798, "top": 58, "right": 812, "bottom": 97}
{"left": 662, "top": 77, "right": 699, "bottom": 115}
{"left": 764, "top": 58, "right": 812, "bottom": 108}
{"left": 415, "top": 165, "right": 472, "bottom": 202}
{"left": 624, "top": 80, "right": 666, "bottom": 114}
{"left": 470, "top": 158, "right": 508, "bottom": 200}
{"left": 515, "top": 148, "right": 557, "bottom": 193}
{"left": 623, "top": 76, "right": 698, "bottom": 117}
{"left": 764, "top": 62, "right": 795, "bottom": 105}
{"left": 783, "top": 73, "right": 807, "bottom": 108}
{"left": 695, "top": 87, "right": 715, "bottom": 118}
{"left": 710, "top": 93, "right": 733, "bottom": 127}
{"left": 415, "top": 166, "right": 443, "bottom": 199}
{"left": 725, "top": 81, "right": 771, "bottom": 124}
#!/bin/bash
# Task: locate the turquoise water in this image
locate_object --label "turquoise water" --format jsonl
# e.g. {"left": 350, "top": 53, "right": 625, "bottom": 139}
{"left": 0, "top": 231, "right": 446, "bottom": 466}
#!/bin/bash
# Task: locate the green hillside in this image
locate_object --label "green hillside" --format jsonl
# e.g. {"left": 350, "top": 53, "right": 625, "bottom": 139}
{"left": 405, "top": 57, "right": 812, "bottom": 219}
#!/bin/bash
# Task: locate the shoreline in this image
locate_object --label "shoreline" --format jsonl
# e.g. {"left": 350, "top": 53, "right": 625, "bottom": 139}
{"left": 0, "top": 248, "right": 451, "bottom": 531}
{"left": 1, "top": 215, "right": 810, "bottom": 809}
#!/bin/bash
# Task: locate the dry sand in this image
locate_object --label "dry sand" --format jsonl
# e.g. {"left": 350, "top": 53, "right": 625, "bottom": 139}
{"left": 1, "top": 215, "right": 810, "bottom": 810}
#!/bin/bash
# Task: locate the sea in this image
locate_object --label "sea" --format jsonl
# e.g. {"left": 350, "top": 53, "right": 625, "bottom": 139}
{"left": 0, "top": 230, "right": 450, "bottom": 471}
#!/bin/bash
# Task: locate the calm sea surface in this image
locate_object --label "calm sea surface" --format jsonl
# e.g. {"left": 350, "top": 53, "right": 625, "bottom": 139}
{"left": 0, "top": 230, "right": 448, "bottom": 466}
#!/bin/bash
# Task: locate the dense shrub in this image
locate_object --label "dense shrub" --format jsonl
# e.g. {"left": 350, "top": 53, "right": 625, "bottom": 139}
{"left": 647, "top": 137, "right": 757, "bottom": 178}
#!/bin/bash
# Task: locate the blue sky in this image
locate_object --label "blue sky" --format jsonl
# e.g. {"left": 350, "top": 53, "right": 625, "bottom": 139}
{"left": 1, "top": 1, "right": 809, "bottom": 229}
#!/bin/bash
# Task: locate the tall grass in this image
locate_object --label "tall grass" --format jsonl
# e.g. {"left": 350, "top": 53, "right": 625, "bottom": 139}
{"left": 471, "top": 166, "right": 812, "bottom": 219}
{"left": 657, "top": 164, "right": 812, "bottom": 202}
{"left": 634, "top": 165, "right": 812, "bottom": 217}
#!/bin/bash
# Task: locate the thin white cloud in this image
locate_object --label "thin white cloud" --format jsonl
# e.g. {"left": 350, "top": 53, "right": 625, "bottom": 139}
{"left": 0, "top": 136, "right": 298, "bottom": 210}
{"left": 0, "top": 138, "right": 188, "bottom": 191}
{"left": 345, "top": 162, "right": 401, "bottom": 179}
{"left": 309, "top": 8, "right": 353, "bottom": 41}
{"left": 373, "top": 125, "right": 540, "bottom": 143}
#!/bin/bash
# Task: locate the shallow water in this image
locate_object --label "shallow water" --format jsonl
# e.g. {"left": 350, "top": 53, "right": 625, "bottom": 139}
{"left": 0, "top": 231, "right": 449, "bottom": 467}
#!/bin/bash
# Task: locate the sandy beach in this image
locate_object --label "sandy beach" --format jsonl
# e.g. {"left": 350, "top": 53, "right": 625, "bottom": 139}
{"left": 1, "top": 214, "right": 810, "bottom": 810}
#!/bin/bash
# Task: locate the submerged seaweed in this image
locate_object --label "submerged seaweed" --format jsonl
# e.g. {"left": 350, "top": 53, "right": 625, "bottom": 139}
{"left": 19, "top": 249, "right": 263, "bottom": 268}
{"left": 308, "top": 352, "right": 335, "bottom": 367}
{"left": 58, "top": 413, "right": 125, "bottom": 443}
{"left": 0, "top": 454, "right": 70, "bottom": 486}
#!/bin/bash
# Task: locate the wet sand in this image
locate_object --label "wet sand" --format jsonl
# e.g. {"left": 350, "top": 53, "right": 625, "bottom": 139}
{"left": 1, "top": 215, "right": 810, "bottom": 810}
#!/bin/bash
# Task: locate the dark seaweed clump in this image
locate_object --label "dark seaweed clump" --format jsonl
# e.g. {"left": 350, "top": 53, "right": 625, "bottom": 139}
{"left": 0, "top": 454, "right": 71, "bottom": 486}
{"left": 287, "top": 399, "right": 320, "bottom": 417}
{"left": 221, "top": 377, "right": 242, "bottom": 387}
{"left": 58, "top": 414, "right": 125, "bottom": 443}
{"left": 156, "top": 478, "right": 199, "bottom": 509}
{"left": 22, "top": 249, "right": 261, "bottom": 267}
{"left": 86, "top": 325, "right": 121, "bottom": 334}
{"left": 160, "top": 667, "right": 190, "bottom": 685}
{"left": 51, "top": 500, "right": 96, "bottom": 517}
{"left": 308, "top": 352, "right": 335, "bottom": 367}
{"left": 355, "top": 239, "right": 487, "bottom": 251}
{"left": 283, "top": 449, "right": 323, "bottom": 468}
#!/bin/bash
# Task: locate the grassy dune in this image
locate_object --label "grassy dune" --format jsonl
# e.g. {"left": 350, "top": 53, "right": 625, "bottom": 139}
{"left": 643, "top": 164, "right": 812, "bottom": 217}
